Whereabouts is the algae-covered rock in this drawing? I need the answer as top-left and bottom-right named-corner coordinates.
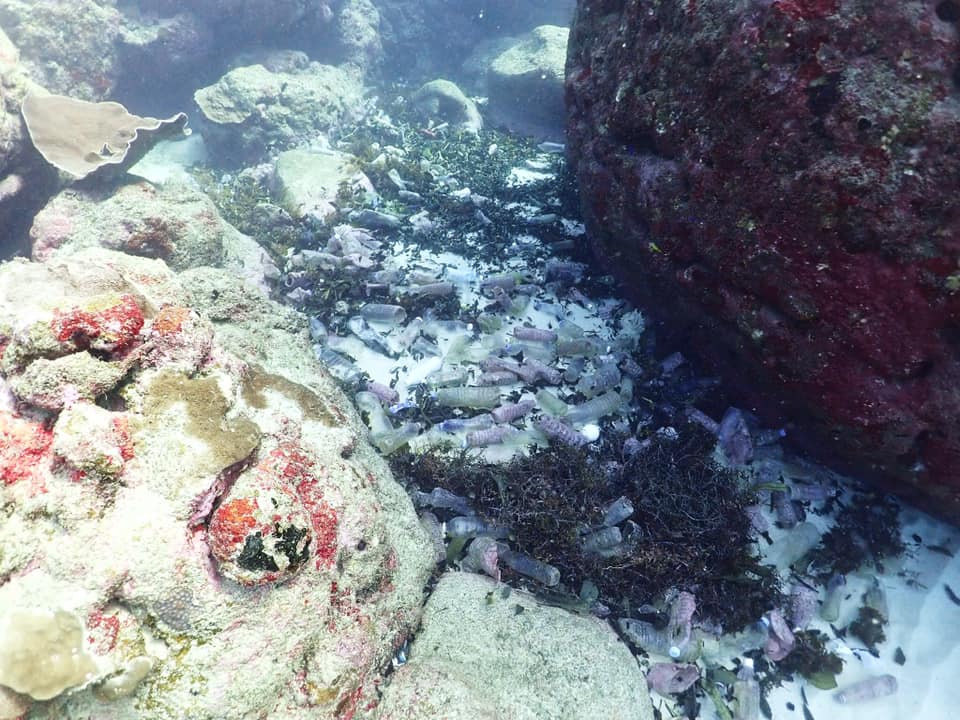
top-left (410, 79), bottom-right (482, 134)
top-left (0, 0), bottom-right (120, 100)
top-left (486, 25), bottom-right (568, 140)
top-left (274, 149), bottom-right (358, 223)
top-left (29, 181), bottom-right (279, 291)
top-left (376, 572), bottom-right (654, 720)
top-left (566, 0), bottom-right (960, 523)
top-left (194, 63), bottom-right (364, 163)
top-left (0, 247), bottom-right (434, 719)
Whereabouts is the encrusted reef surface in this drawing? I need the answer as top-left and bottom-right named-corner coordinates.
top-left (376, 573), bottom-right (654, 720)
top-left (566, 0), bottom-right (960, 524)
top-left (0, 246), bottom-right (434, 718)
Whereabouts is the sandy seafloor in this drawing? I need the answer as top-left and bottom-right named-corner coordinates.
top-left (132, 137), bottom-right (960, 720)
top-left (748, 505), bottom-right (960, 720)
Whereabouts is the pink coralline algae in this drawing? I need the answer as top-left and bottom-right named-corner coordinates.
top-left (646, 662), bottom-right (700, 695)
top-left (29, 212), bottom-right (75, 261)
top-left (208, 441), bottom-right (340, 585)
top-left (567, 0), bottom-right (960, 522)
top-left (0, 410), bottom-right (52, 487)
top-left (142, 304), bottom-right (214, 371)
top-left (51, 293), bottom-right (145, 354)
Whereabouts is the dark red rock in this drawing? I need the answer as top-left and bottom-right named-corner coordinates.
top-left (566, 0), bottom-right (960, 523)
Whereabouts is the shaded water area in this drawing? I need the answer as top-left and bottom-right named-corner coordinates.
top-left (0, 2), bottom-right (957, 720)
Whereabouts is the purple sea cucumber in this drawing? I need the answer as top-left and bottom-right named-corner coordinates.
top-left (788, 584), bottom-right (818, 630)
top-left (366, 381), bottom-right (399, 405)
top-left (534, 415), bottom-right (588, 446)
top-left (464, 425), bottom-right (519, 448)
top-left (522, 357), bottom-right (562, 384)
top-left (476, 370), bottom-right (518, 386)
top-left (491, 399), bottom-right (536, 424)
top-left (763, 608), bottom-right (795, 661)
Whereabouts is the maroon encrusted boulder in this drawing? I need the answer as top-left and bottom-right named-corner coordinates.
top-left (566, 0), bottom-right (960, 523)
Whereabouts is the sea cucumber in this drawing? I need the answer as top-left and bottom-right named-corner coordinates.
top-left (491, 399), bottom-right (535, 424)
top-left (446, 516), bottom-right (510, 539)
top-left (434, 386), bottom-right (501, 409)
top-left (535, 415), bottom-right (588, 446)
top-left (499, 546), bottom-right (560, 586)
top-left (833, 674), bottom-right (898, 704)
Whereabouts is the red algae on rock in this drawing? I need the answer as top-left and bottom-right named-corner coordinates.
top-left (50, 293), bottom-right (144, 354)
top-left (0, 410), bottom-right (52, 486)
top-left (566, 0), bottom-right (960, 522)
top-left (208, 450), bottom-right (316, 587)
top-left (0, 247), bottom-right (433, 719)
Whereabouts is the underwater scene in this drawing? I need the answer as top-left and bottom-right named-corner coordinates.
top-left (0, 1), bottom-right (958, 719)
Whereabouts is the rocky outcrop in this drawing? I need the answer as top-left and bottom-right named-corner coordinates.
top-left (566, 1), bottom-right (960, 523)
top-left (29, 181), bottom-right (279, 289)
top-left (0, 0), bottom-right (120, 100)
top-left (376, 572), bottom-right (654, 720)
top-left (486, 25), bottom-right (569, 140)
top-left (193, 62), bottom-right (364, 164)
top-left (378, 0), bottom-right (574, 81)
top-left (0, 246), bottom-right (434, 719)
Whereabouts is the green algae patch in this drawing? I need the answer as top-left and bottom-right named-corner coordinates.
top-left (240, 365), bottom-right (338, 425)
top-left (10, 352), bottom-right (127, 410)
top-left (140, 369), bottom-right (261, 474)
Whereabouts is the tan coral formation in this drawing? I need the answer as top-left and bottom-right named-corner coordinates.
top-left (20, 92), bottom-right (190, 179)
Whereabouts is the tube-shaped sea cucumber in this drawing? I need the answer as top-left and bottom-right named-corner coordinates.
top-left (602, 496), bottom-right (634, 527)
top-left (565, 390), bottom-right (622, 424)
top-left (491, 399), bottom-right (536, 424)
top-left (499, 546), bottom-right (560, 586)
top-left (369, 422), bottom-right (421, 455)
top-left (434, 386), bottom-right (501, 409)
top-left (446, 515), bottom-right (510, 539)
top-left (465, 425), bottom-right (520, 448)
top-left (833, 674), bottom-right (898, 704)
top-left (581, 526), bottom-right (622, 554)
top-left (512, 326), bottom-right (558, 343)
top-left (535, 415), bottom-right (588, 446)
top-left (360, 303), bottom-right (407, 324)
top-left (820, 574), bottom-right (846, 622)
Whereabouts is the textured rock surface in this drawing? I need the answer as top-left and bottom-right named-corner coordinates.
top-left (29, 181), bottom-right (279, 290)
top-left (275, 149), bottom-right (358, 223)
top-left (193, 63), bottom-right (364, 163)
top-left (487, 25), bottom-right (569, 140)
top-left (378, 0), bottom-right (575, 80)
top-left (566, 0), bottom-right (960, 523)
top-left (0, 248), bottom-right (434, 718)
top-left (376, 572), bottom-right (654, 720)
top-left (0, 0), bottom-right (120, 100)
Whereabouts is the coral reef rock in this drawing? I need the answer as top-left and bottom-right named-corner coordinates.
top-left (193, 62), bottom-right (364, 163)
top-left (275, 149), bottom-right (363, 224)
top-left (378, 0), bottom-right (574, 80)
top-left (566, 0), bottom-right (960, 524)
top-left (486, 25), bottom-right (569, 140)
top-left (0, 247), bottom-right (434, 719)
top-left (376, 572), bottom-right (654, 720)
top-left (29, 181), bottom-right (278, 289)
top-left (410, 79), bottom-right (483, 135)
top-left (0, 0), bottom-right (120, 100)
